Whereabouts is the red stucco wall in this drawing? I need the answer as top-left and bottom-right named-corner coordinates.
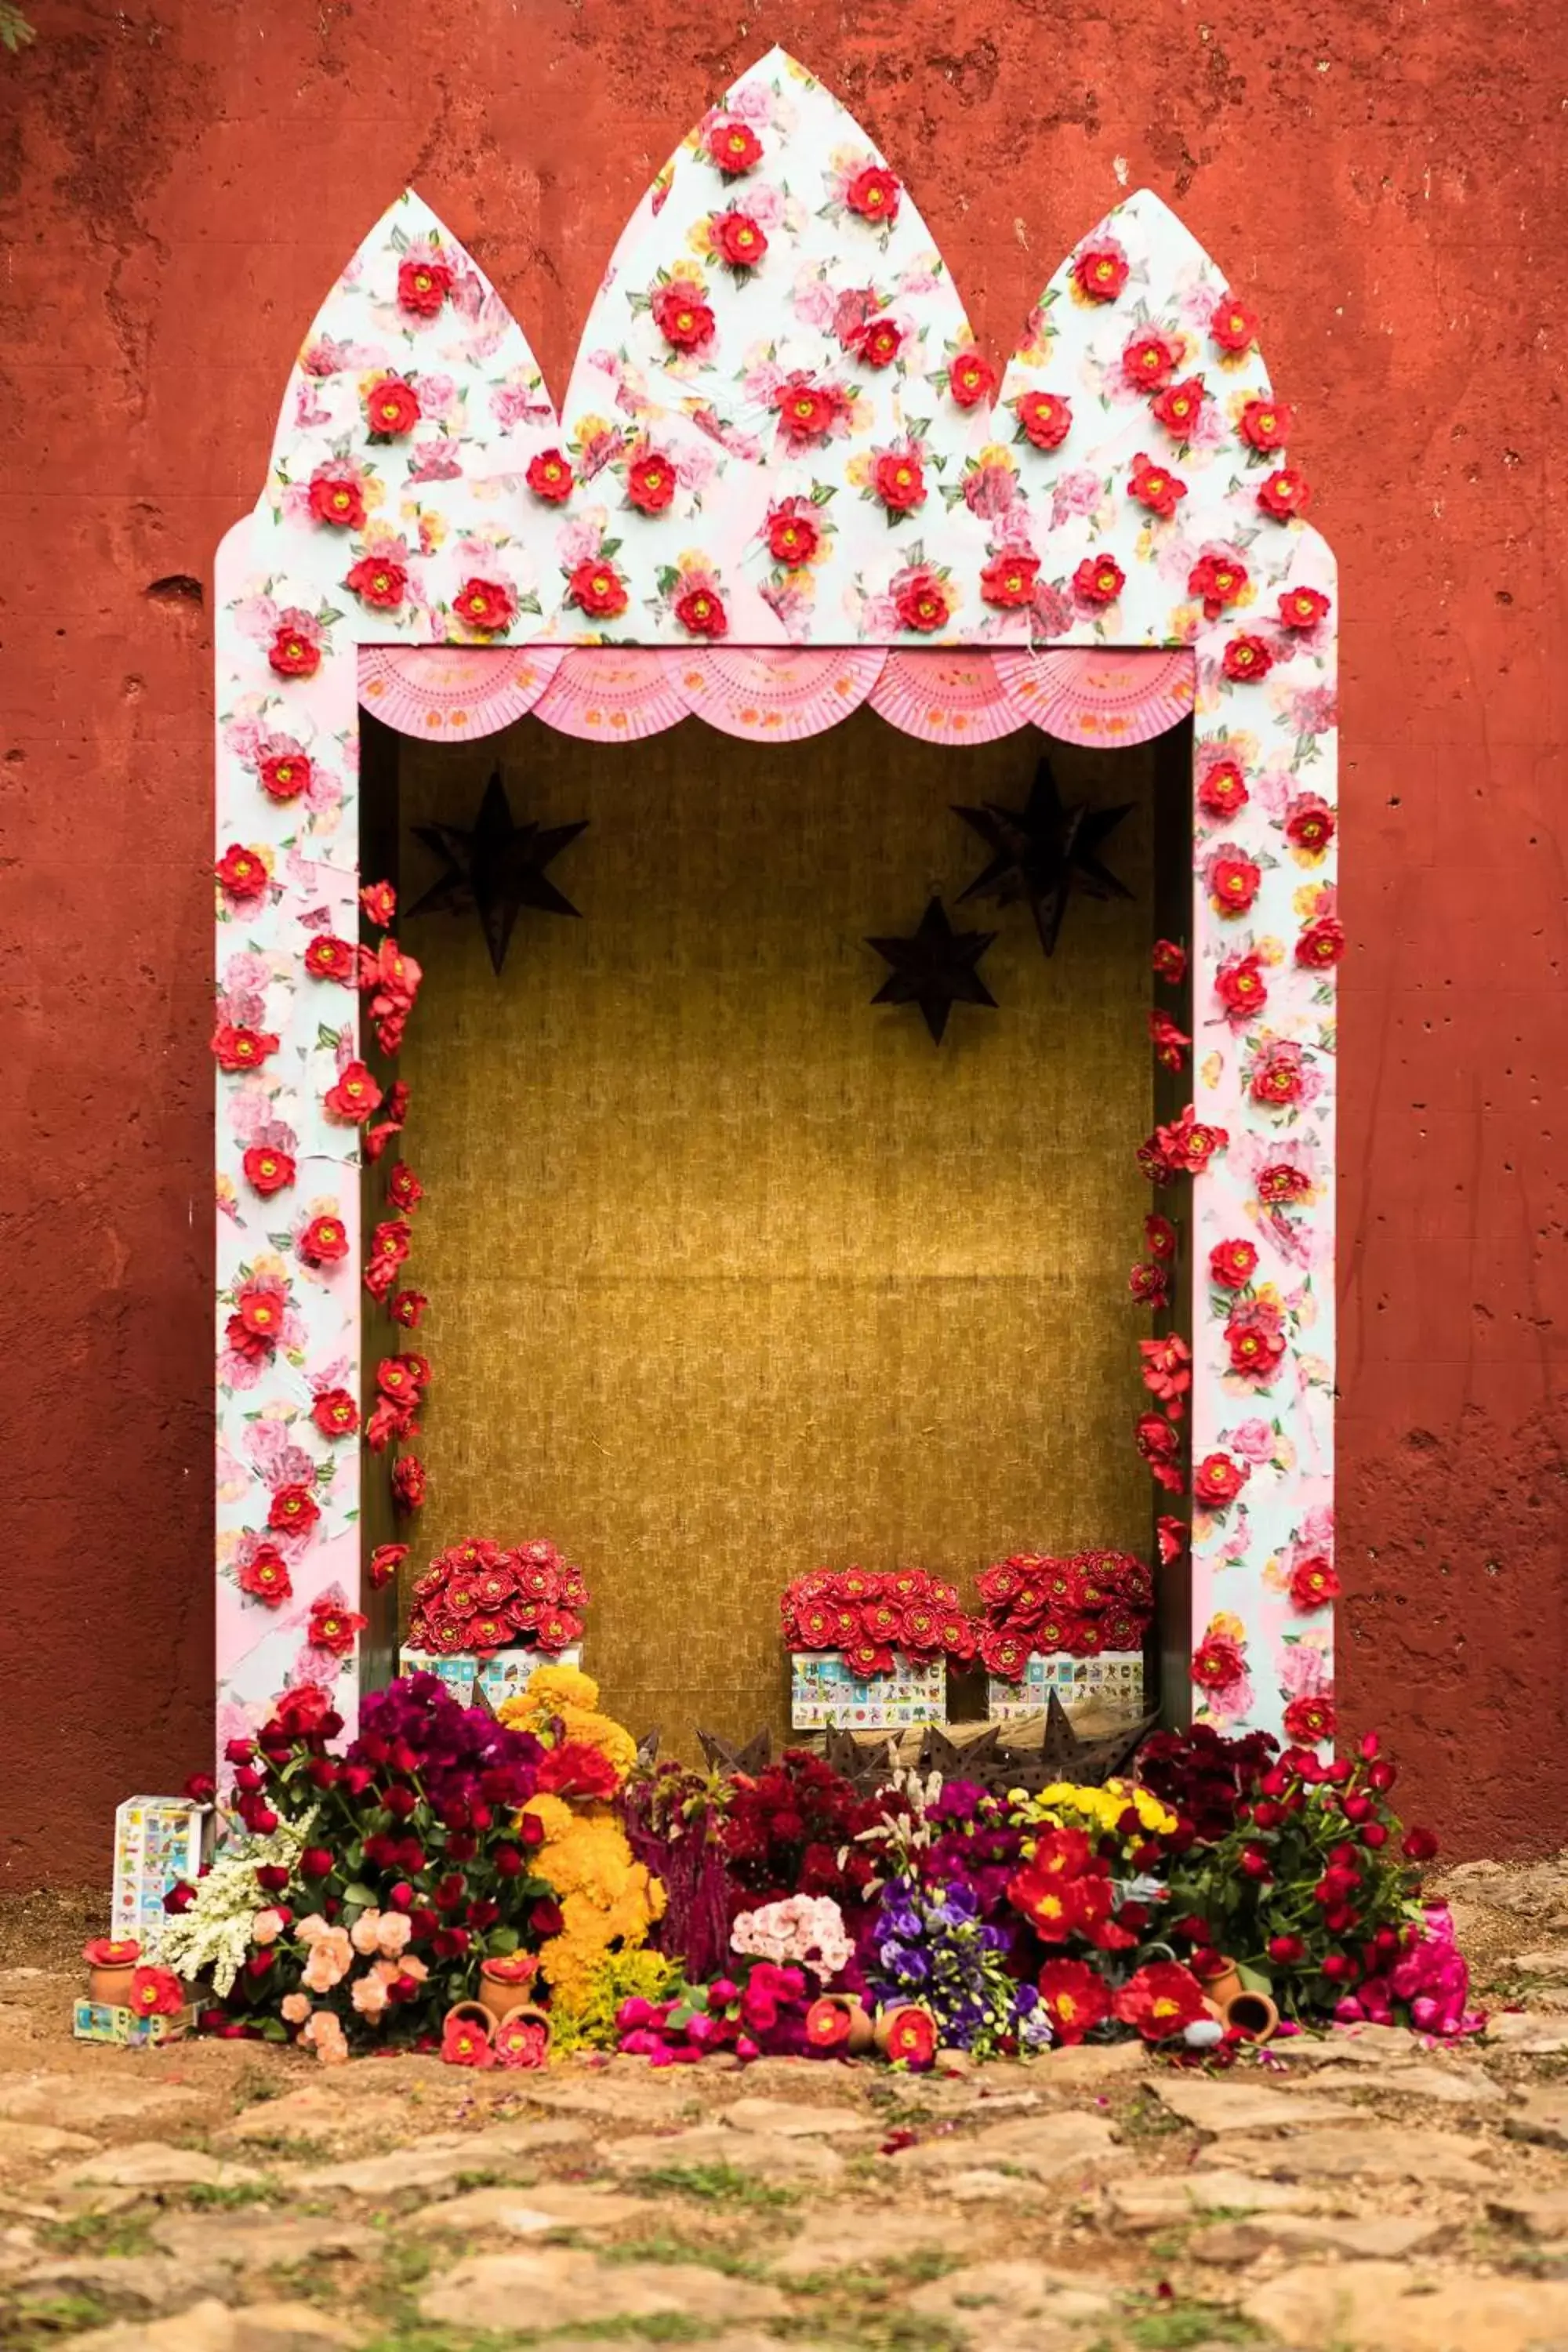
top-left (4, 1), bottom-right (1565, 1883)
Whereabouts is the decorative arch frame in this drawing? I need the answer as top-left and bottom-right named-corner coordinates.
top-left (213, 48), bottom-right (1338, 1761)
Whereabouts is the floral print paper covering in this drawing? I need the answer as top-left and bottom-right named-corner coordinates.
top-left (213, 48), bottom-right (1338, 1753)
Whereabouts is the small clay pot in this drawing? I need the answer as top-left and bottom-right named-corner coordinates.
top-left (443, 1999), bottom-right (497, 2049)
top-left (88, 1965), bottom-right (137, 2009)
top-left (1201, 1958), bottom-right (1244, 2012)
top-left (492, 2000), bottom-right (552, 2063)
top-left (813, 1992), bottom-right (876, 2056)
top-left (1221, 1987), bottom-right (1279, 2043)
top-left (477, 1960), bottom-right (540, 2026)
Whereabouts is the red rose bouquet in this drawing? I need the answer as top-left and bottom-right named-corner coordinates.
top-left (781, 1566), bottom-right (978, 1680)
top-left (407, 1536), bottom-right (589, 1658)
top-left (722, 1751), bottom-right (882, 1915)
top-left (978, 1550), bottom-right (1152, 1678)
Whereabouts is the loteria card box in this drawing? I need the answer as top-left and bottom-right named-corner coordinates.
top-left (789, 1649), bottom-right (946, 1731)
top-left (986, 1650), bottom-right (1145, 1724)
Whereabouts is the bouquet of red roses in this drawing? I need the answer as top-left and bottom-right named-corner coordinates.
top-left (978, 1550), bottom-right (1152, 1679)
top-left (780, 1565), bottom-right (978, 1680)
top-left (407, 1536), bottom-right (588, 1659)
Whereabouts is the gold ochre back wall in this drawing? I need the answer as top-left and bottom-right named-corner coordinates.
top-left (397, 709), bottom-right (1152, 1751)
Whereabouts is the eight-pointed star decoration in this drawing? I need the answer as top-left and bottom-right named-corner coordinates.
top-left (406, 770), bottom-right (589, 975)
top-left (953, 756), bottom-right (1134, 960)
top-left (866, 894), bottom-right (998, 1045)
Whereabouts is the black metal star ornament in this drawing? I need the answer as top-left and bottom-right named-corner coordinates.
top-left (406, 771), bottom-right (588, 975)
top-left (953, 755), bottom-right (1133, 960)
top-left (866, 894), bottom-right (998, 1044)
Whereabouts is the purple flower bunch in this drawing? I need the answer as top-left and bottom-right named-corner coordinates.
top-left (354, 1673), bottom-right (543, 1814)
top-left (866, 1871), bottom-right (1046, 2056)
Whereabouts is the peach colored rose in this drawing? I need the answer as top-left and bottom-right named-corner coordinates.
top-left (281, 1992), bottom-right (312, 2025)
top-left (397, 1954), bottom-right (429, 1984)
top-left (301, 1927), bottom-right (353, 1993)
top-left (350, 1910), bottom-right (385, 1957)
top-left (301, 2011), bottom-right (350, 2067)
top-left (251, 1908), bottom-right (286, 1946)
top-left (375, 1912), bottom-right (412, 1958)
top-left (350, 1970), bottom-right (390, 2019)
top-left (296, 1913), bottom-right (332, 1944)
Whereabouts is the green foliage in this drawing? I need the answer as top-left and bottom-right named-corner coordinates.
top-left (546, 1944), bottom-right (681, 2054)
top-left (0, 6), bottom-right (34, 56)
top-left (626, 2161), bottom-right (799, 2210)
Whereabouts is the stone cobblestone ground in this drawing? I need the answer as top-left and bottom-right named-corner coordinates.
top-left (5, 1857), bottom-right (1568, 2352)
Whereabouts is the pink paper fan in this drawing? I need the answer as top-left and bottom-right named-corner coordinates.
top-left (357, 644), bottom-right (562, 740)
top-left (868, 651), bottom-right (1026, 746)
top-left (686, 647), bottom-right (885, 742)
top-left (993, 648), bottom-right (1196, 747)
top-left (531, 648), bottom-right (694, 742)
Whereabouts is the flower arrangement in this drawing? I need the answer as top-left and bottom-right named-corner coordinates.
top-left (166, 1675), bottom-right (557, 2055)
top-left (722, 1750), bottom-right (883, 1914)
top-left (620, 1761), bottom-right (734, 1983)
top-left (780, 1566), bottom-right (977, 1679)
top-left (731, 1893), bottom-right (854, 1981)
top-left (406, 1536), bottom-right (589, 1658)
top-left (977, 1551), bottom-right (1152, 1677)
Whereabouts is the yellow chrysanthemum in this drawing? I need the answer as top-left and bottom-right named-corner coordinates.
top-left (499, 1666), bottom-right (638, 1784)
top-left (526, 1800), bottom-right (665, 2010)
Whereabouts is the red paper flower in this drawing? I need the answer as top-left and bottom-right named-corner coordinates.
top-left (1221, 634), bottom-right (1272, 684)
top-left (566, 558), bottom-right (630, 619)
top-left (771, 372), bottom-right (852, 448)
top-left (238, 1544), bottom-right (292, 1607)
top-left (1285, 793), bottom-right (1336, 855)
top-left (268, 1484), bottom-right (320, 1539)
top-left (346, 556), bottom-right (408, 612)
top-left (392, 1455), bottom-right (428, 1513)
top-left (1122, 330), bottom-right (1180, 391)
top-left (1014, 389), bottom-right (1072, 449)
top-left (233, 1281), bottom-right (285, 1352)
top-left (1225, 1301), bottom-right (1287, 1382)
top-left (391, 1287), bottom-right (428, 1327)
top-left (1250, 1039), bottom-right (1308, 1108)
top-left (361, 880), bottom-right (397, 928)
top-left (851, 314), bottom-right (905, 369)
top-left (526, 448), bottom-right (574, 503)
top-left (949, 349), bottom-right (996, 408)
top-left (398, 255), bottom-right (452, 316)
top-left (260, 752), bottom-right (311, 803)
top-left (804, 1996), bottom-right (853, 2053)
top-left (307, 467), bottom-right (366, 531)
top-left (873, 449), bottom-right (927, 513)
top-left (268, 625), bottom-right (321, 680)
top-left (1289, 1554), bottom-right (1340, 1611)
top-left (308, 1599), bottom-right (366, 1657)
top-left (1257, 466), bottom-right (1311, 520)
top-left (1215, 949), bottom-right (1266, 1023)
top-left (453, 578), bottom-right (517, 636)
top-left (1210, 292), bottom-right (1258, 354)
top-left (1207, 848), bottom-right (1261, 916)
top-left (83, 1936), bottom-right (140, 1968)
top-left (1113, 1961), bottom-right (1209, 2041)
top-left (1192, 1631), bottom-right (1246, 1690)
top-left (1197, 759), bottom-right (1248, 820)
top-left (979, 551), bottom-right (1038, 609)
top-left (310, 1388), bottom-right (359, 1440)
top-left (365, 373), bottom-right (420, 435)
top-left (1283, 1692), bottom-right (1335, 1744)
top-left (368, 1546), bottom-right (409, 1596)
top-left (651, 282), bottom-right (716, 351)
top-left (1072, 242), bottom-right (1127, 302)
top-left (626, 448), bottom-right (677, 514)
top-left (1128, 453), bottom-right (1185, 517)
top-left (1151, 938), bottom-right (1187, 984)
top-left (1297, 914), bottom-right (1345, 969)
top-left (1149, 1010), bottom-right (1189, 1070)
top-left (1279, 584), bottom-right (1330, 630)
top-left (214, 1025), bottom-right (278, 1072)
top-left (674, 584), bottom-right (728, 639)
top-left (1239, 396), bottom-right (1293, 452)
top-left (881, 2005), bottom-right (937, 2068)
top-left (1073, 554), bottom-right (1124, 608)
top-left (1188, 552), bottom-right (1247, 620)
top-left (1150, 376), bottom-right (1207, 437)
top-left (1193, 1454), bottom-right (1248, 1511)
top-left (1036, 1959), bottom-right (1111, 2043)
top-left (303, 935), bottom-right (356, 982)
top-left (298, 1214), bottom-right (349, 1269)
top-left (387, 1162), bottom-right (423, 1214)
top-left (1209, 1237), bottom-right (1258, 1290)
top-left (706, 116), bottom-right (763, 175)
top-left (440, 2010), bottom-right (495, 2068)
top-left (1135, 1411), bottom-right (1184, 1494)
top-left (766, 503), bottom-right (822, 566)
top-left (241, 1147), bottom-right (296, 1196)
top-left (894, 568), bottom-right (949, 634)
top-left (216, 844), bottom-right (268, 903)
top-left (710, 208), bottom-right (767, 267)
top-left (845, 163), bottom-right (900, 223)
top-left (129, 1965), bottom-right (185, 2018)
top-left (325, 1062), bottom-right (383, 1124)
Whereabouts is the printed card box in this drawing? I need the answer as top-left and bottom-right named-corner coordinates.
top-left (790, 1649), bottom-right (946, 1731)
top-left (111, 1798), bottom-right (212, 1961)
top-left (72, 1999), bottom-right (196, 2048)
top-left (400, 1646), bottom-right (583, 1710)
top-left (986, 1650), bottom-right (1145, 1723)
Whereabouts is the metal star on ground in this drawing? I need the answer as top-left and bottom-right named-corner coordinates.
top-left (953, 756), bottom-right (1134, 959)
top-left (406, 771), bottom-right (588, 975)
top-left (866, 894), bottom-right (998, 1045)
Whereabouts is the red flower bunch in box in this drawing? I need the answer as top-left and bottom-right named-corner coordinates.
top-left (780, 1566), bottom-right (977, 1679)
top-left (977, 1550), bottom-right (1152, 1679)
top-left (407, 1537), bottom-right (589, 1659)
